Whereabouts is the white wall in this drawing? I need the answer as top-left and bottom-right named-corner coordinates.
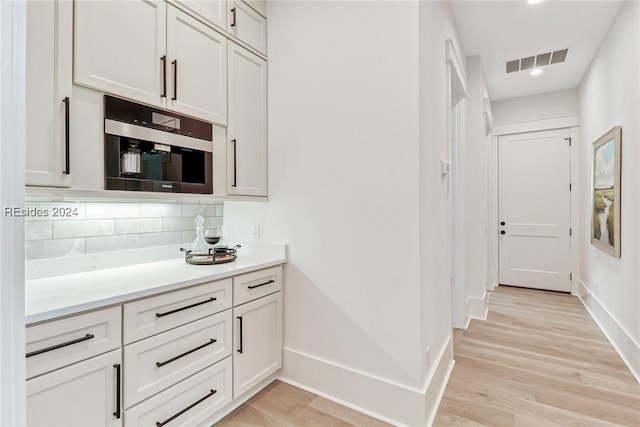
top-left (462, 56), bottom-right (489, 320)
top-left (225, 1), bottom-right (467, 424)
top-left (578, 0), bottom-right (640, 381)
top-left (492, 88), bottom-right (579, 126)
top-left (0, 0), bottom-right (27, 424)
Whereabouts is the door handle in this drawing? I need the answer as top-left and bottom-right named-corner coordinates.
top-left (500, 230), bottom-right (506, 235)
top-left (171, 59), bottom-right (178, 101)
top-left (63, 97), bottom-right (70, 174)
top-left (160, 55), bottom-right (167, 98)
top-left (113, 364), bottom-right (121, 419)
top-left (230, 7), bottom-right (237, 27)
top-left (231, 139), bottom-right (237, 188)
top-left (237, 316), bottom-right (243, 354)
top-left (500, 221), bottom-right (505, 226)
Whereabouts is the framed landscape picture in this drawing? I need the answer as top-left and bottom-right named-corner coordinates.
top-left (591, 126), bottom-right (621, 257)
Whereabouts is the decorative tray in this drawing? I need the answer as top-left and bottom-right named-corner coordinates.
top-left (181, 245), bottom-right (241, 265)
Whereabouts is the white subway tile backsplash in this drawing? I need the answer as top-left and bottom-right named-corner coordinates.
top-left (24, 201), bottom-right (223, 260)
top-left (26, 238), bottom-right (85, 260)
top-left (181, 204), bottom-right (218, 218)
top-left (86, 234), bottom-right (140, 254)
top-left (115, 218), bottom-right (162, 234)
top-left (182, 230), bottom-right (196, 244)
top-left (25, 221), bottom-right (53, 240)
top-left (139, 231), bottom-right (182, 248)
top-left (162, 217), bottom-right (196, 232)
top-left (86, 203), bottom-right (140, 219)
top-left (140, 203), bottom-right (182, 218)
top-left (53, 220), bottom-right (115, 238)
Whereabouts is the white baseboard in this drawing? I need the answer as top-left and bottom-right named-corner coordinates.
top-left (577, 279), bottom-right (640, 384)
top-left (466, 292), bottom-right (489, 321)
top-left (279, 337), bottom-right (454, 426)
top-left (199, 373), bottom-right (278, 425)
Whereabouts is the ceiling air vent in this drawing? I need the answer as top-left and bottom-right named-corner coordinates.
top-left (505, 48), bottom-right (569, 73)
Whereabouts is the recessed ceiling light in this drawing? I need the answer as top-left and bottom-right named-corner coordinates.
top-left (530, 68), bottom-right (543, 76)
top-left (528, 0), bottom-right (543, 4)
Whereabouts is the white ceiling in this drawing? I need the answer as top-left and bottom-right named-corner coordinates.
top-left (451, 0), bottom-right (624, 100)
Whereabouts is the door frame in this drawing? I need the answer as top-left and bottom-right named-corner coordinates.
top-left (0, 0), bottom-right (27, 424)
top-left (489, 118), bottom-right (580, 294)
top-left (445, 39), bottom-right (468, 329)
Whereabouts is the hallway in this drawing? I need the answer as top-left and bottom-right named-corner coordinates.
top-left (435, 286), bottom-right (640, 426)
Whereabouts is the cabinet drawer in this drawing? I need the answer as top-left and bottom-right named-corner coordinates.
top-left (233, 266), bottom-right (282, 306)
top-left (123, 279), bottom-right (232, 344)
top-left (124, 310), bottom-right (232, 407)
top-left (125, 356), bottom-right (232, 427)
top-left (26, 306), bottom-right (121, 379)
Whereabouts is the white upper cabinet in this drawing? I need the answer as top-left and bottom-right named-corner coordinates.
top-left (175, 0), bottom-right (227, 31)
top-left (25, 0), bottom-right (73, 187)
top-left (227, 42), bottom-right (268, 196)
top-left (243, 0), bottom-right (267, 18)
top-left (167, 6), bottom-right (228, 125)
top-left (228, 0), bottom-right (266, 55)
top-left (74, 0), bottom-right (167, 108)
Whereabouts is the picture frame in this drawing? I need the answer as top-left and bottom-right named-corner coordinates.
top-left (591, 126), bottom-right (621, 257)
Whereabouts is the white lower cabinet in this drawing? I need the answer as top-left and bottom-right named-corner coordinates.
top-left (124, 357), bottom-right (232, 427)
top-left (233, 291), bottom-right (283, 398)
top-left (27, 349), bottom-right (122, 427)
top-left (25, 265), bottom-right (284, 425)
top-left (124, 310), bottom-right (232, 407)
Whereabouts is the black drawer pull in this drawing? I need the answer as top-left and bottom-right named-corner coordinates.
top-left (237, 316), bottom-right (243, 354)
top-left (113, 364), bottom-right (121, 419)
top-left (156, 339), bottom-right (217, 367)
top-left (26, 333), bottom-right (94, 358)
top-left (247, 279), bottom-right (275, 290)
top-left (156, 389), bottom-right (217, 427)
top-left (156, 297), bottom-right (217, 318)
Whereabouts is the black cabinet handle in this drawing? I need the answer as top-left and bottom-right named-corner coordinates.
top-left (62, 97), bottom-right (70, 174)
top-left (237, 316), bottom-right (243, 354)
top-left (156, 339), bottom-right (217, 367)
top-left (26, 333), bottom-right (94, 358)
top-left (500, 230), bottom-right (506, 235)
top-left (155, 297), bottom-right (216, 318)
top-left (160, 55), bottom-right (167, 98)
top-left (171, 59), bottom-right (178, 101)
top-left (155, 389), bottom-right (217, 427)
top-left (113, 364), bottom-right (121, 419)
top-left (247, 279), bottom-right (275, 290)
top-left (231, 139), bottom-right (237, 187)
top-left (500, 221), bottom-right (506, 226)
top-left (230, 7), bottom-right (237, 27)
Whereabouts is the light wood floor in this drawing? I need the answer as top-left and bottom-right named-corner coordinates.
top-left (216, 380), bottom-right (391, 426)
top-left (216, 286), bottom-right (640, 426)
top-left (435, 285), bottom-right (640, 426)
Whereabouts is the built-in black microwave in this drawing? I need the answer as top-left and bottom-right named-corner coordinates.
top-left (104, 96), bottom-right (213, 194)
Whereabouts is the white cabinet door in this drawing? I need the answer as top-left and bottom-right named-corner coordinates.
top-left (228, 0), bottom-right (266, 55)
top-left (227, 42), bottom-right (267, 196)
top-left (175, 0), bottom-right (227, 31)
top-left (167, 5), bottom-right (227, 125)
top-left (74, 0), bottom-right (167, 108)
top-left (25, 0), bottom-right (72, 187)
top-left (243, 0), bottom-right (267, 18)
top-left (27, 350), bottom-right (122, 427)
top-left (233, 292), bottom-right (282, 399)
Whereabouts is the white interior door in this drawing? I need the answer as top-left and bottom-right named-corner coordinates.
top-left (499, 129), bottom-right (571, 292)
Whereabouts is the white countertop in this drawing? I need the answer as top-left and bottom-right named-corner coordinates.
top-left (25, 243), bottom-right (286, 325)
